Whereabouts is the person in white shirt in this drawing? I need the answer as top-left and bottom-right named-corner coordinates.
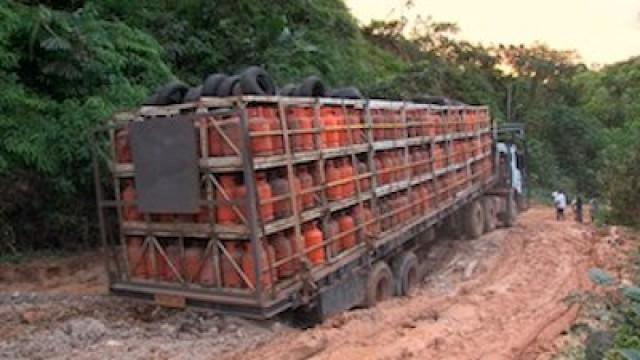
top-left (553, 191), bottom-right (567, 221)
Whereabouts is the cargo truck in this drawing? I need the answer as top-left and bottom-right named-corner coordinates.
top-left (92, 95), bottom-right (526, 321)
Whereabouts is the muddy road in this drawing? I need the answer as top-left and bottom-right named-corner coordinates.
top-left (0, 206), bottom-right (630, 359)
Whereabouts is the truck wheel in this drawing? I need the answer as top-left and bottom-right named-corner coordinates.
top-left (464, 200), bottom-right (485, 239)
top-left (364, 262), bottom-right (393, 307)
top-left (482, 197), bottom-right (497, 233)
top-left (392, 252), bottom-right (418, 296)
top-left (504, 196), bottom-right (517, 227)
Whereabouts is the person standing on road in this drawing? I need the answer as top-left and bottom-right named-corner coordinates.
top-left (574, 196), bottom-right (583, 223)
top-left (553, 191), bottom-right (567, 221)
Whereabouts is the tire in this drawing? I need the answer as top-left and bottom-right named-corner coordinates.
top-left (464, 200), bottom-right (485, 239)
top-left (391, 252), bottom-right (418, 296)
top-left (295, 76), bottom-right (327, 97)
top-left (279, 84), bottom-right (297, 96)
top-left (144, 80), bottom-right (189, 105)
top-left (364, 261), bottom-right (394, 307)
top-left (216, 75), bottom-right (241, 97)
top-left (183, 85), bottom-right (202, 103)
top-left (239, 66), bottom-right (276, 95)
top-left (201, 74), bottom-right (227, 96)
top-left (503, 195), bottom-right (518, 227)
top-left (328, 87), bottom-right (363, 99)
top-left (482, 197), bottom-right (497, 233)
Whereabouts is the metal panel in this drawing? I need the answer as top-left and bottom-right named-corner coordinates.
top-left (130, 116), bottom-right (200, 213)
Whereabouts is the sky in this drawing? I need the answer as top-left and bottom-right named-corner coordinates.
top-left (346, 0), bottom-right (640, 65)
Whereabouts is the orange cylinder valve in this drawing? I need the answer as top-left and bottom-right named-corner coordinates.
top-left (303, 222), bottom-right (326, 265)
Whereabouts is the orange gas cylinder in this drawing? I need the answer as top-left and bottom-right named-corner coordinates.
top-left (393, 111), bottom-right (404, 139)
top-left (184, 245), bottom-right (204, 281)
top-left (334, 108), bottom-right (348, 146)
top-left (242, 241), bottom-right (273, 289)
top-left (264, 108), bottom-right (283, 155)
top-left (221, 115), bottom-right (242, 156)
top-left (199, 250), bottom-right (217, 286)
top-left (270, 173), bottom-right (292, 219)
top-left (354, 205), bottom-right (374, 237)
top-left (320, 108), bottom-right (340, 148)
top-left (115, 128), bottom-right (131, 163)
top-left (384, 110), bottom-right (395, 140)
top-left (374, 156), bottom-right (385, 185)
top-left (304, 222), bottom-right (326, 265)
top-left (349, 109), bottom-right (364, 144)
top-left (326, 160), bottom-right (343, 201)
top-left (327, 218), bottom-right (341, 256)
top-left (297, 166), bottom-right (315, 210)
top-left (222, 242), bottom-right (243, 288)
top-left (339, 214), bottom-right (357, 250)
top-left (216, 175), bottom-right (239, 225)
top-left (127, 236), bottom-right (147, 278)
top-left (341, 160), bottom-right (355, 198)
top-left (394, 151), bottom-right (405, 181)
top-left (121, 179), bottom-right (143, 221)
top-left (256, 172), bottom-right (275, 222)
top-left (372, 109), bottom-right (385, 141)
top-left (272, 232), bottom-right (294, 278)
top-left (357, 161), bottom-right (370, 192)
top-left (163, 244), bottom-right (182, 281)
top-left (383, 153), bottom-right (395, 184)
top-left (248, 108), bottom-right (274, 156)
top-left (288, 108), bottom-right (314, 152)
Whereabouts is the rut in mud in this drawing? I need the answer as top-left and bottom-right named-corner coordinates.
top-left (0, 206), bottom-right (630, 360)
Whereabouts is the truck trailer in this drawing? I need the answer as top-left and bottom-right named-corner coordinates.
top-left (92, 95), bottom-right (525, 321)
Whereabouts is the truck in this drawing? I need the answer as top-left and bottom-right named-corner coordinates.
top-left (92, 95), bottom-right (526, 321)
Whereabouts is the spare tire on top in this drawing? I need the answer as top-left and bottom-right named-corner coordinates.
top-left (279, 84), bottom-right (298, 96)
top-left (183, 85), bottom-right (202, 103)
top-left (216, 75), bottom-right (241, 97)
top-left (328, 87), bottom-right (363, 99)
top-left (294, 76), bottom-right (327, 97)
top-left (144, 80), bottom-right (189, 105)
top-left (201, 74), bottom-right (227, 97)
top-left (239, 66), bottom-right (277, 95)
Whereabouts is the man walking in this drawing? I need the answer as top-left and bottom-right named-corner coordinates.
top-left (574, 196), bottom-right (583, 223)
top-left (553, 191), bottom-right (567, 221)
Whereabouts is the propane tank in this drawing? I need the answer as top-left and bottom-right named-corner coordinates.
top-left (184, 245), bottom-right (204, 282)
top-left (326, 160), bottom-right (342, 201)
top-left (321, 108), bottom-right (339, 148)
top-left (303, 222), bottom-right (325, 265)
top-left (248, 108), bottom-right (274, 156)
top-left (127, 236), bottom-right (147, 278)
top-left (270, 172), bottom-right (292, 219)
top-left (115, 128), bottom-right (131, 163)
top-left (256, 172), bottom-right (275, 222)
top-left (350, 108), bottom-right (364, 144)
top-left (271, 232), bottom-right (294, 278)
top-left (222, 242), bottom-right (243, 288)
top-left (339, 213), bottom-right (356, 250)
top-left (297, 165), bottom-right (315, 210)
top-left (216, 175), bottom-right (239, 224)
top-left (242, 241), bottom-right (273, 289)
top-left (382, 153), bottom-right (394, 184)
top-left (334, 108), bottom-right (347, 146)
top-left (357, 161), bottom-right (370, 192)
top-left (264, 107), bottom-right (283, 155)
top-left (121, 179), bottom-right (143, 221)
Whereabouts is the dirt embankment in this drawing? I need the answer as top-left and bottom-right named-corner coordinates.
top-left (0, 206), bottom-right (631, 360)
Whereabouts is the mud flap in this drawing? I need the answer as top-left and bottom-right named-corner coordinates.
top-left (315, 271), bottom-right (367, 320)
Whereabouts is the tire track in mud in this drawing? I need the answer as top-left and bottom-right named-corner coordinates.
top-left (227, 207), bottom-right (601, 360)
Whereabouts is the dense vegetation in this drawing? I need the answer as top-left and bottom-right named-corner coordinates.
top-left (0, 0), bottom-right (638, 253)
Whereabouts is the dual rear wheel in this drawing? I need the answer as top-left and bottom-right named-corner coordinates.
top-left (364, 251), bottom-right (419, 307)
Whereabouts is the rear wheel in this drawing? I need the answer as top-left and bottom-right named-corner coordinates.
top-left (392, 252), bottom-right (418, 296)
top-left (464, 200), bottom-right (485, 239)
top-left (482, 197), bottom-right (497, 233)
top-left (503, 195), bottom-right (518, 227)
top-left (364, 262), bottom-right (394, 307)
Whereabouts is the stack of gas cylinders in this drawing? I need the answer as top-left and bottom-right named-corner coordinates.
top-left (116, 103), bottom-right (491, 290)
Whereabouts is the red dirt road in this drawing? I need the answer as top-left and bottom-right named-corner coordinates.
top-left (225, 206), bottom-right (609, 360)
